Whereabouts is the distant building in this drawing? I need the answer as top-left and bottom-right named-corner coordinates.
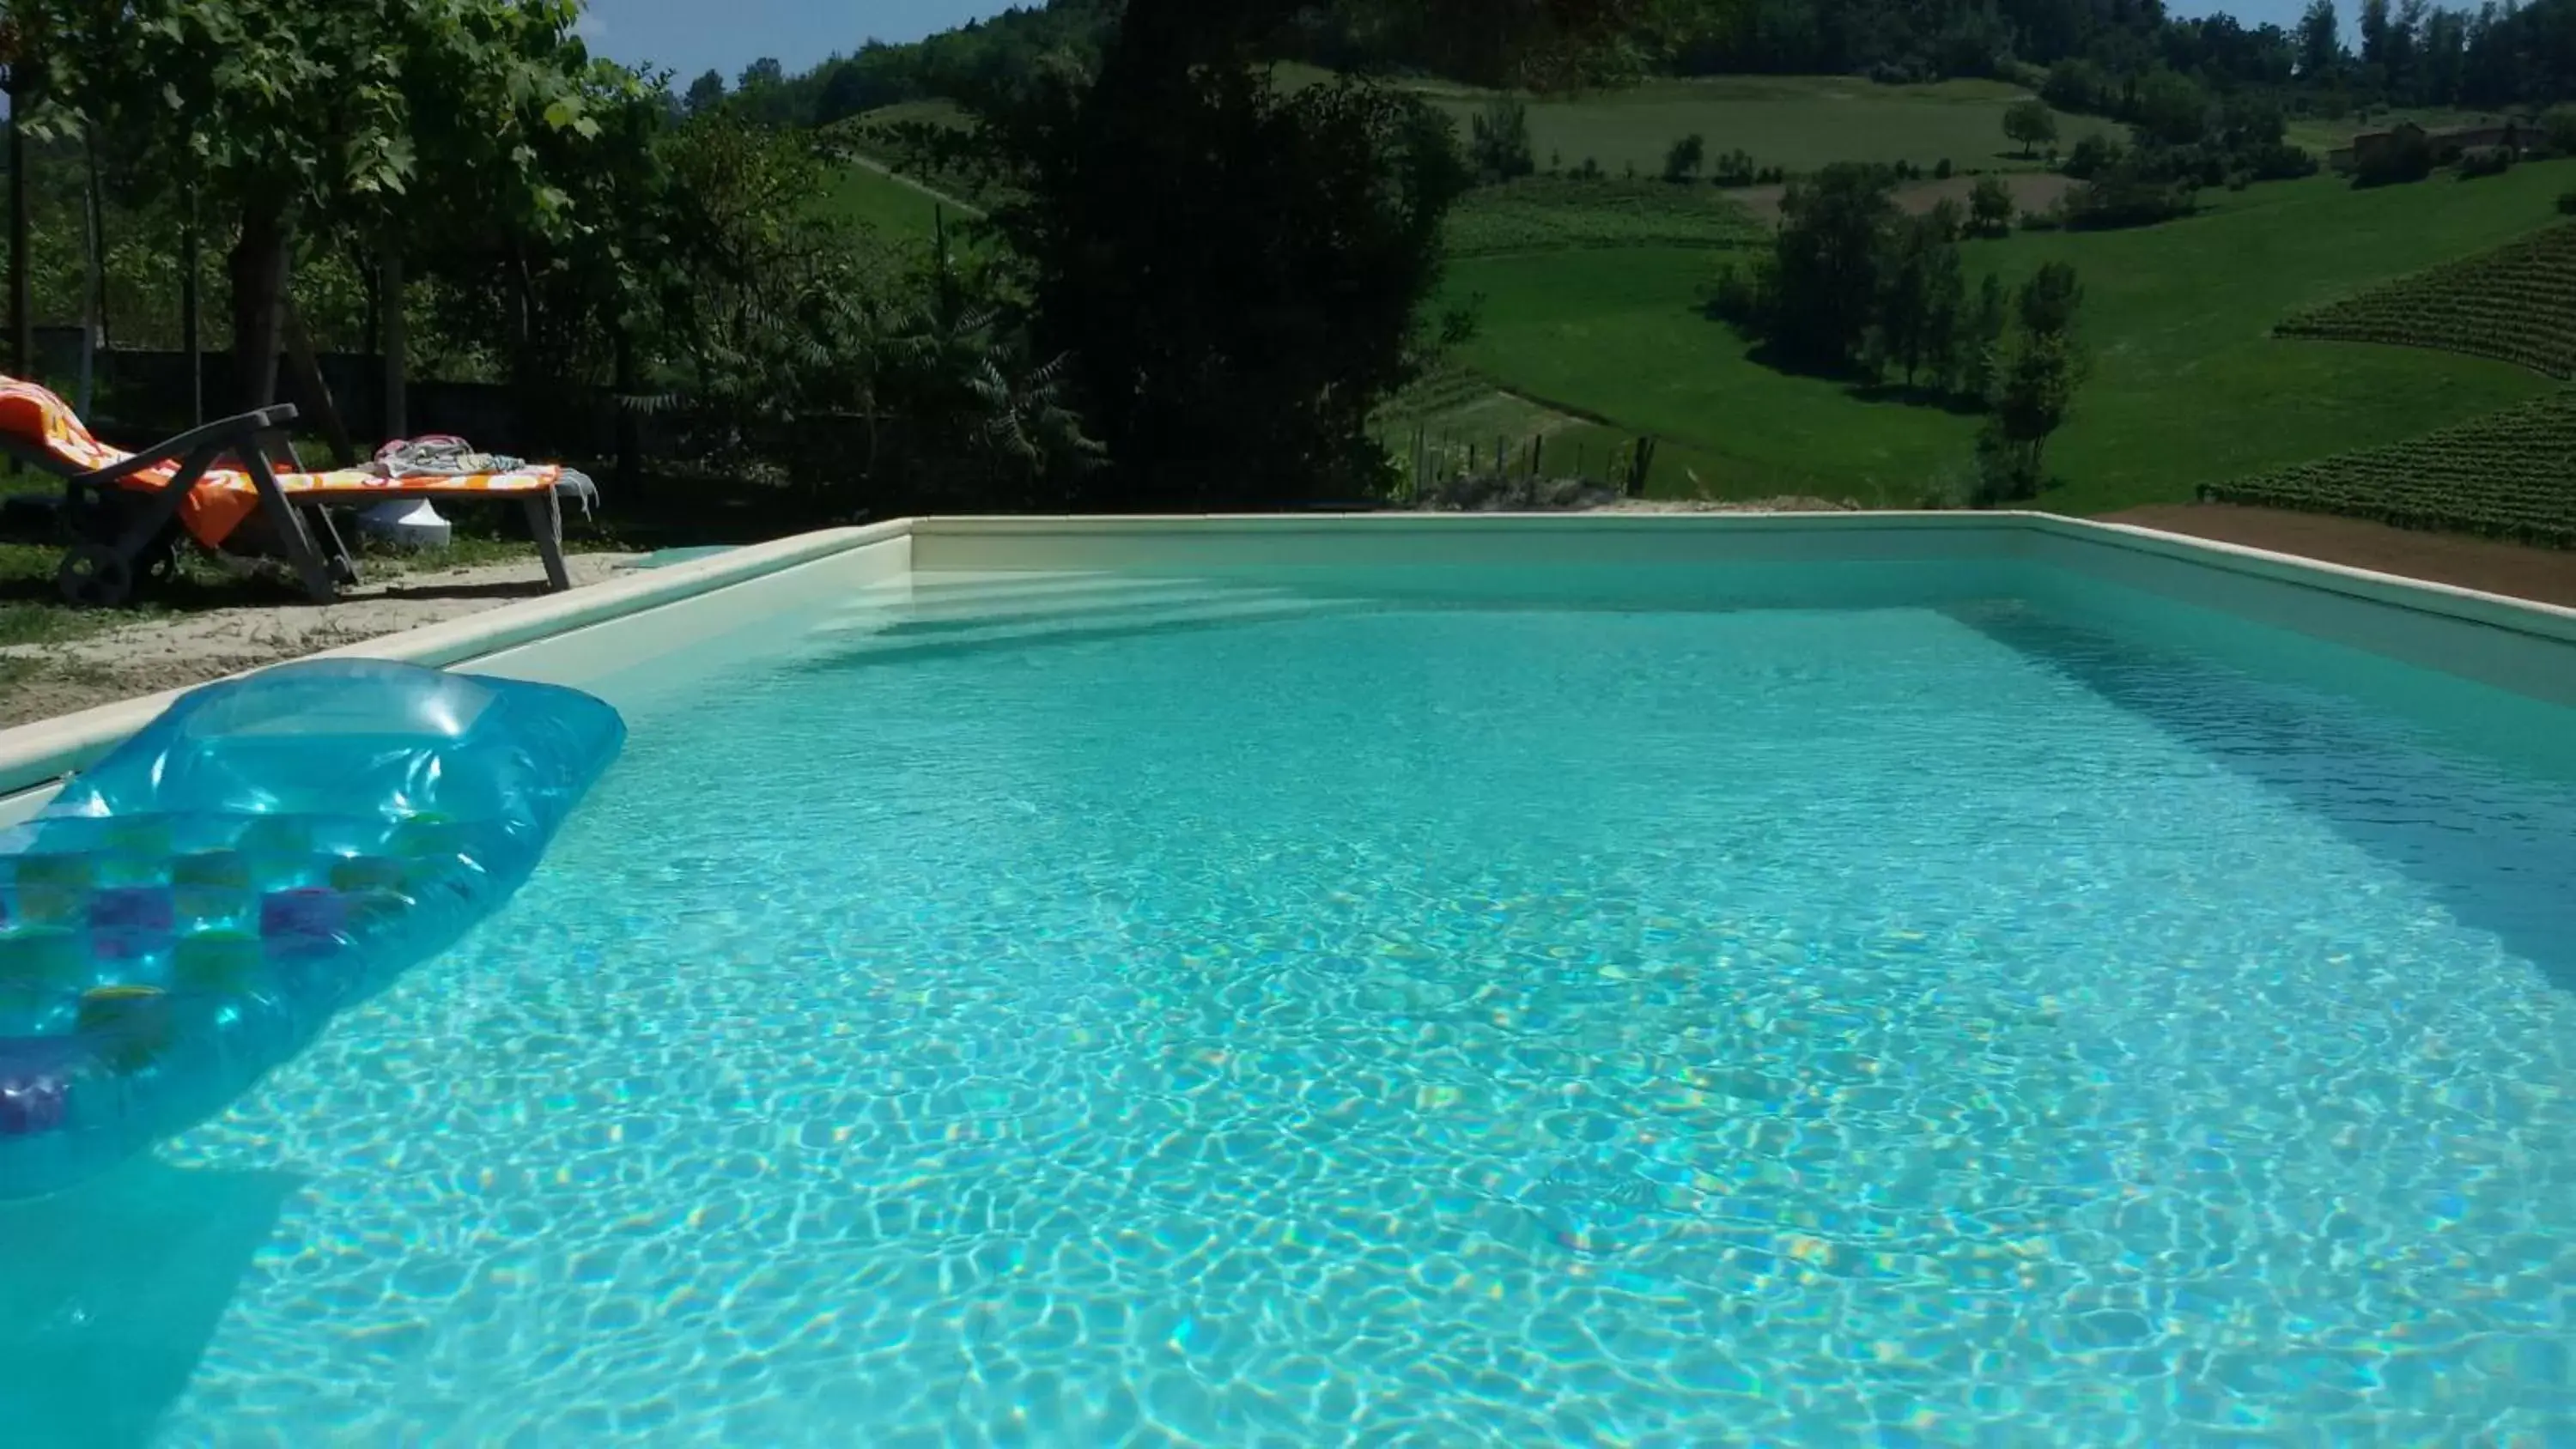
top-left (2330, 118), bottom-right (2533, 173)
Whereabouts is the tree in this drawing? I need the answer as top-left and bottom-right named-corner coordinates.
top-left (1968, 174), bottom-right (2014, 235)
top-left (2015, 261), bottom-right (2082, 341)
top-left (2041, 58), bottom-right (2110, 113)
top-left (2546, 105), bottom-right (2576, 157)
top-left (1470, 98), bottom-right (1536, 180)
top-left (2003, 99), bottom-right (2058, 158)
top-left (815, 63), bottom-right (875, 126)
top-left (2133, 69), bottom-right (2211, 148)
top-left (2297, 0), bottom-right (2344, 80)
top-left (981, 60), bottom-right (1472, 507)
top-left (1662, 132), bottom-right (1705, 183)
top-left (116, 0), bottom-right (611, 410)
top-left (1959, 271), bottom-right (2007, 398)
top-left (1758, 163), bottom-right (1900, 371)
top-left (684, 69), bottom-right (726, 116)
top-left (1972, 259), bottom-right (2087, 500)
top-left (738, 58), bottom-right (786, 93)
top-left (1867, 201), bottom-right (1965, 387)
top-left (1981, 328), bottom-right (2080, 497)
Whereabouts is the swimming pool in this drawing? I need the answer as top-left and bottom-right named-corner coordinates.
top-left (3, 518), bottom-right (2572, 1445)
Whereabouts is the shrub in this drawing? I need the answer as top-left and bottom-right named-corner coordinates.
top-left (1470, 99), bottom-right (1536, 182)
top-left (1705, 262), bottom-right (1764, 329)
top-left (1967, 175), bottom-right (2014, 236)
top-left (2062, 169), bottom-right (2199, 229)
top-left (1662, 133), bottom-right (1707, 184)
top-left (2225, 170), bottom-right (2252, 191)
top-left (1971, 421), bottom-right (2042, 505)
top-left (1935, 157), bottom-right (1953, 180)
top-left (1573, 155), bottom-right (1603, 180)
top-left (1757, 165), bottom-right (1786, 185)
top-left (2457, 146), bottom-right (2514, 180)
top-left (2041, 58), bottom-right (2110, 114)
top-left (2020, 206), bottom-right (2064, 231)
top-left (2559, 190), bottom-right (2576, 215)
top-left (2063, 134), bottom-right (2124, 180)
top-left (1710, 148), bottom-right (1758, 186)
top-left (2244, 141), bottom-right (2321, 181)
top-left (2546, 104), bottom-right (2576, 158)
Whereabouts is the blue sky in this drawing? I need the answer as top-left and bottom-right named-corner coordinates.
top-left (2166, 0), bottom-right (2316, 33)
top-left (574, 0), bottom-right (1020, 86)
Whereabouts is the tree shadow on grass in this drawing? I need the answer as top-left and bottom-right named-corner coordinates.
top-left (1846, 379), bottom-right (1990, 416)
top-left (0, 1158), bottom-right (304, 1449)
top-left (1722, 334), bottom-right (1988, 418)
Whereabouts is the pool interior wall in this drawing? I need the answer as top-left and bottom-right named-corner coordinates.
top-left (3, 512), bottom-right (2574, 1445)
top-left (5, 512), bottom-right (2575, 824)
top-left (4, 513), bottom-right (2573, 832)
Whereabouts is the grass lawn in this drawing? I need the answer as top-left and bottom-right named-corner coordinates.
top-left (1445, 159), bottom-right (2576, 512)
top-left (817, 162), bottom-right (957, 241)
top-left (1419, 75), bottom-right (2118, 179)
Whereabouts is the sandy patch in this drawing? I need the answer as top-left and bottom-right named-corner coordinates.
top-left (1, 552), bottom-right (641, 729)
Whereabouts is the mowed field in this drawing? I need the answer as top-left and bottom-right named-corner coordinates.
top-left (866, 73), bottom-right (2109, 179)
top-left (817, 161), bottom-right (958, 241)
top-left (1443, 159), bottom-right (2576, 512)
top-left (1414, 75), bottom-right (2117, 177)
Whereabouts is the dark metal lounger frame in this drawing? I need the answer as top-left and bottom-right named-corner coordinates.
top-left (1, 401), bottom-right (570, 608)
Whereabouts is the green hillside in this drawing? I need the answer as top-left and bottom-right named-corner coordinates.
top-left (1418, 75), bottom-right (2117, 178)
top-left (1443, 161), bottom-right (2576, 512)
top-left (817, 163), bottom-right (956, 241)
top-left (1446, 178), bottom-right (1764, 258)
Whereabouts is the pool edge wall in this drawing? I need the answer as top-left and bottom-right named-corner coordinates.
top-left (6, 511), bottom-right (2573, 826)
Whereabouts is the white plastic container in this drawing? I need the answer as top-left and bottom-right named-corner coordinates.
top-left (357, 499), bottom-right (453, 550)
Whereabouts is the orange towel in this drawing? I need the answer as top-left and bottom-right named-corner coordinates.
top-left (0, 376), bottom-right (562, 549)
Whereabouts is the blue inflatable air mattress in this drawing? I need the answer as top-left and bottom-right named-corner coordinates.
top-left (0, 660), bottom-right (623, 1199)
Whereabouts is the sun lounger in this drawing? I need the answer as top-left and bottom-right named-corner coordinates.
top-left (0, 375), bottom-right (578, 606)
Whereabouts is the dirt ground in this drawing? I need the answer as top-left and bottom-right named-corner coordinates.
top-left (1731, 171), bottom-right (2074, 226)
top-left (0, 552), bottom-right (640, 729)
top-left (2093, 503), bottom-right (2576, 609)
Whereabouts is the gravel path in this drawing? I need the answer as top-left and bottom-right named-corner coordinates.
top-left (1, 553), bottom-right (640, 729)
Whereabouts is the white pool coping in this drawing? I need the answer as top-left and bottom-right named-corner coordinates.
top-left (4, 509), bottom-right (2573, 825)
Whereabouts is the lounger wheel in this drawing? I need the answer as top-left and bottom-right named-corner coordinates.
top-left (58, 544), bottom-right (135, 608)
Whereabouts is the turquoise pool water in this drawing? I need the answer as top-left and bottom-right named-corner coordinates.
top-left (4, 566), bottom-right (2573, 1445)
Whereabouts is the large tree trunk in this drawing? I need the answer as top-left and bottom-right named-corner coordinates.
top-left (6, 99), bottom-right (29, 379)
top-left (75, 124), bottom-right (100, 415)
top-left (228, 205), bottom-right (295, 410)
top-left (283, 302), bottom-right (354, 466)
top-left (380, 247), bottom-right (406, 441)
top-left (181, 189), bottom-right (202, 423)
